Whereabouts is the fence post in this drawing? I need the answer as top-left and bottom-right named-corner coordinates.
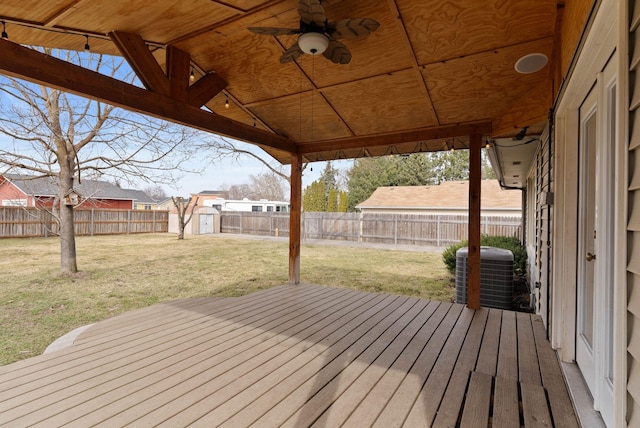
top-left (437, 215), bottom-right (441, 247)
top-left (320, 212), bottom-right (324, 239)
top-left (152, 210), bottom-right (156, 233)
top-left (239, 212), bottom-right (243, 234)
top-left (358, 212), bottom-right (362, 242)
top-left (90, 209), bottom-right (94, 236)
top-left (394, 214), bottom-right (398, 245)
top-left (127, 210), bottom-right (131, 234)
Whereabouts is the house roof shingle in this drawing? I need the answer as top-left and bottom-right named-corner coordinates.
top-left (356, 180), bottom-right (521, 211)
top-left (3, 174), bottom-right (153, 202)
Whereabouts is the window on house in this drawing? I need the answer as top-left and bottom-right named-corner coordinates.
top-left (252, 205), bottom-right (262, 212)
top-left (267, 206), bottom-right (273, 212)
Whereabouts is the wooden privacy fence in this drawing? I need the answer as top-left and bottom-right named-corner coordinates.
top-left (0, 207), bottom-right (168, 238)
top-left (221, 211), bottom-right (522, 247)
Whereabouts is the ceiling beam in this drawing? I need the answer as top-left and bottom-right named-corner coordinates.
top-left (0, 39), bottom-right (296, 153)
top-left (297, 122), bottom-right (492, 155)
top-left (110, 31), bottom-right (171, 95)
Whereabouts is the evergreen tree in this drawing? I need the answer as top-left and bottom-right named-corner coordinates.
top-left (303, 180), bottom-right (326, 211)
top-left (327, 188), bottom-right (338, 212)
top-left (338, 191), bottom-right (349, 212)
top-left (319, 162), bottom-right (338, 194)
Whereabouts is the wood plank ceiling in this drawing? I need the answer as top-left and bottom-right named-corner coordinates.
top-left (0, 0), bottom-right (560, 164)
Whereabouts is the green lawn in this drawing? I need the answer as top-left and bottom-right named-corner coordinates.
top-left (0, 233), bottom-right (453, 366)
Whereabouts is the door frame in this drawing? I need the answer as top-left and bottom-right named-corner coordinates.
top-left (550, 0), bottom-right (626, 426)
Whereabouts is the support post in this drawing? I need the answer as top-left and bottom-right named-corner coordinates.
top-left (467, 134), bottom-right (482, 309)
top-left (289, 153), bottom-right (302, 284)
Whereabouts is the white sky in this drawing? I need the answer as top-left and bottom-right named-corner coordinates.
top-left (163, 144), bottom-right (352, 198)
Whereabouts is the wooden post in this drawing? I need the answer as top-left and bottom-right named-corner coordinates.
top-left (467, 134), bottom-right (482, 309)
top-left (289, 153), bottom-right (302, 284)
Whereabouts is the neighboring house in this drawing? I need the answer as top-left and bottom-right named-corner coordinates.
top-left (189, 190), bottom-right (228, 208)
top-left (355, 180), bottom-right (521, 217)
top-left (127, 189), bottom-right (159, 210)
top-left (201, 197), bottom-right (289, 213)
top-left (0, 174), bottom-right (152, 210)
top-left (488, 1), bottom-right (633, 425)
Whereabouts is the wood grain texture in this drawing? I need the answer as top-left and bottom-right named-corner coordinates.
top-left (467, 134), bottom-right (482, 309)
top-left (289, 154), bottom-right (302, 284)
top-left (460, 371), bottom-right (492, 428)
top-left (0, 0), bottom-right (569, 159)
top-left (0, 286), bottom-right (578, 427)
top-left (397, 0), bottom-right (557, 65)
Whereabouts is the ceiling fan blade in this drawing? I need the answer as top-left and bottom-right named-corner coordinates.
top-left (329, 18), bottom-right (380, 40)
top-left (298, 0), bottom-right (327, 27)
top-left (248, 27), bottom-right (300, 36)
top-left (280, 42), bottom-right (304, 63)
top-left (323, 40), bottom-right (351, 64)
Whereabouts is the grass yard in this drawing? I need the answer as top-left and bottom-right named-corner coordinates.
top-left (0, 233), bottom-right (453, 366)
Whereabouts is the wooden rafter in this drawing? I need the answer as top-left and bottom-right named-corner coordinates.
top-left (110, 31), bottom-right (170, 95)
top-left (190, 74), bottom-right (229, 108)
top-left (166, 45), bottom-right (191, 102)
top-left (0, 39), bottom-right (296, 153)
top-left (111, 31), bottom-right (228, 108)
top-left (297, 122), bottom-right (492, 155)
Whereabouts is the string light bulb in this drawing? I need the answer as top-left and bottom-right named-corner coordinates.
top-left (485, 140), bottom-right (491, 149)
top-left (1, 21), bottom-right (8, 40)
top-left (224, 94), bottom-right (229, 109)
top-left (189, 67), bottom-right (195, 82)
top-left (84, 35), bottom-right (90, 52)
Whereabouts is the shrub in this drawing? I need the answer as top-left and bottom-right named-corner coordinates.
top-left (442, 235), bottom-right (527, 275)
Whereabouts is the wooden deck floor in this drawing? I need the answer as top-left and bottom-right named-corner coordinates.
top-left (0, 284), bottom-right (578, 427)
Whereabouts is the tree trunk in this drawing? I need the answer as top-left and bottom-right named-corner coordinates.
top-left (59, 171), bottom-right (78, 274)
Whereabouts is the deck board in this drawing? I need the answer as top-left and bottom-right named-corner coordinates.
top-left (460, 371), bottom-right (492, 428)
top-left (0, 284), bottom-right (580, 427)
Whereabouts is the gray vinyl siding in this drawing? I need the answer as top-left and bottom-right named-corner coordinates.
top-left (533, 130), bottom-right (553, 330)
top-left (627, 0), bottom-right (640, 422)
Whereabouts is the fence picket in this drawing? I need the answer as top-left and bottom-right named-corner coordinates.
top-left (0, 207), bottom-right (169, 238)
top-left (219, 211), bottom-right (521, 247)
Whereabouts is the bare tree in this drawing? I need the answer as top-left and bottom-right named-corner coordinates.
top-left (222, 183), bottom-right (253, 200)
top-left (248, 171), bottom-right (288, 201)
top-left (221, 171), bottom-right (288, 201)
top-left (143, 184), bottom-right (168, 201)
top-left (199, 136), bottom-right (291, 183)
top-left (172, 196), bottom-right (199, 240)
top-left (0, 49), bottom-right (196, 274)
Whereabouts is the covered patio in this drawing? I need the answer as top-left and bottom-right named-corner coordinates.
top-left (0, 284), bottom-right (577, 427)
top-left (0, 0), bottom-right (592, 425)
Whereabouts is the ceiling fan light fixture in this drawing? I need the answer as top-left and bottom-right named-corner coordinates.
top-left (515, 53), bottom-right (548, 74)
top-left (298, 32), bottom-right (329, 55)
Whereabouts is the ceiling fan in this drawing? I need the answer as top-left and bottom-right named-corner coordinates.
top-left (248, 0), bottom-right (380, 64)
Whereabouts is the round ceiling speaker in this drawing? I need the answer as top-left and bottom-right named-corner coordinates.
top-left (298, 32), bottom-right (330, 55)
top-left (515, 53), bottom-right (548, 74)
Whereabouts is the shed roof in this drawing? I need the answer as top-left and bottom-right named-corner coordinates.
top-left (356, 180), bottom-right (522, 211)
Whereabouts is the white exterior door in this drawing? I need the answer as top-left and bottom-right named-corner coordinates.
top-left (576, 56), bottom-right (615, 426)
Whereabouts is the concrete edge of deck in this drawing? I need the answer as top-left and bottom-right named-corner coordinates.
top-left (43, 324), bottom-right (94, 355)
